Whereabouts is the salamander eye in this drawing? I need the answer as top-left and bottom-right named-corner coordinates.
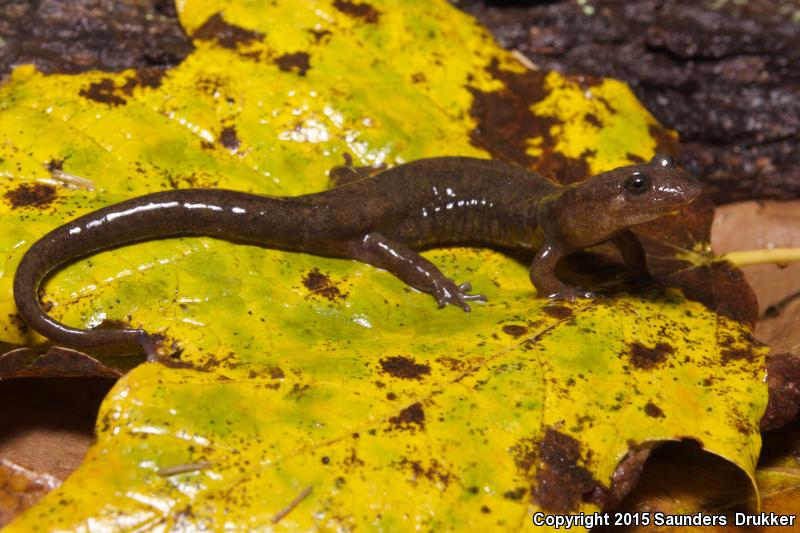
top-left (624, 172), bottom-right (651, 195)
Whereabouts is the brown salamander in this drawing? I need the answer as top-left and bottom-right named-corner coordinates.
top-left (13, 155), bottom-right (701, 357)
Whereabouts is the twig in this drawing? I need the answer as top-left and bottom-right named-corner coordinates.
top-left (157, 461), bottom-right (212, 477)
top-left (271, 485), bottom-right (313, 524)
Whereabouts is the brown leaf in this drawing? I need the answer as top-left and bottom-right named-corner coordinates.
top-left (0, 460), bottom-right (60, 528)
top-left (594, 422), bottom-right (800, 533)
top-left (712, 201), bottom-right (800, 322)
top-left (0, 377), bottom-right (114, 526)
top-left (711, 201), bottom-right (800, 355)
top-left (711, 201), bottom-right (800, 429)
top-left (0, 347), bottom-right (126, 380)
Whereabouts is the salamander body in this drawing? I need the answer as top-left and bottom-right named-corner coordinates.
top-left (13, 155), bottom-right (701, 356)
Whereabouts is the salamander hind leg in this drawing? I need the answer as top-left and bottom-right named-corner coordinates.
top-left (137, 332), bottom-right (160, 362)
top-left (348, 232), bottom-right (487, 311)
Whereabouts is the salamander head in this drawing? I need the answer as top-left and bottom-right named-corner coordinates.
top-left (549, 154), bottom-right (702, 247)
top-left (597, 154), bottom-right (701, 221)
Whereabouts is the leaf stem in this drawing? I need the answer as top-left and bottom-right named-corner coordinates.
top-left (722, 247), bottom-right (800, 267)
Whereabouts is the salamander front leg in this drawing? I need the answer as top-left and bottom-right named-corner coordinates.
top-left (348, 232), bottom-right (487, 311)
top-left (530, 241), bottom-right (593, 300)
top-left (611, 230), bottom-right (652, 286)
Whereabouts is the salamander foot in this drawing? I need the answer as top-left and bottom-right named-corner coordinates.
top-left (434, 280), bottom-right (487, 312)
top-left (138, 333), bottom-right (159, 362)
top-left (546, 287), bottom-right (595, 301)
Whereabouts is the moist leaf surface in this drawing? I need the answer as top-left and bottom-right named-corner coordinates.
top-left (0, 0), bottom-right (766, 529)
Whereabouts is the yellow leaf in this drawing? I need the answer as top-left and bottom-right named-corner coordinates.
top-left (0, 0), bottom-right (766, 530)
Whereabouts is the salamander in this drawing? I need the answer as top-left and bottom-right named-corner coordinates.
top-left (13, 154), bottom-right (701, 357)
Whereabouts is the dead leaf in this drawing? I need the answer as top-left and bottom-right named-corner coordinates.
top-left (0, 377), bottom-right (113, 526)
top-left (594, 422), bottom-right (800, 533)
top-left (711, 200), bottom-right (800, 356)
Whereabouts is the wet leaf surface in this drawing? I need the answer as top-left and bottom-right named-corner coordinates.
top-left (0, 0), bottom-right (769, 529)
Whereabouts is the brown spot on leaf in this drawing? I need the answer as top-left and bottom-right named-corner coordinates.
top-left (584, 113), bottom-right (601, 128)
top-left (538, 150), bottom-right (593, 186)
top-left (92, 318), bottom-right (134, 331)
top-left (301, 268), bottom-right (347, 302)
top-left (218, 125), bottom-right (240, 151)
top-left (732, 408), bottom-right (756, 435)
top-left (78, 68), bottom-right (165, 107)
top-left (648, 124), bottom-right (679, 158)
top-left (46, 159), bottom-right (63, 172)
top-left (274, 52), bottom-right (311, 76)
top-left (342, 441), bottom-right (364, 470)
top-left (399, 457), bottom-right (424, 479)
top-left (192, 13), bottom-right (263, 50)
top-left (309, 29), bottom-right (332, 42)
top-left (332, 0), bottom-right (381, 24)
top-left (503, 487), bottom-right (527, 500)
top-left (379, 355), bottom-right (430, 380)
top-left (119, 68), bottom-right (166, 96)
top-left (193, 350), bottom-right (239, 372)
top-left (289, 383), bottom-right (311, 398)
top-left (718, 332), bottom-right (761, 366)
top-left (542, 304), bottom-right (573, 319)
top-left (502, 324), bottom-right (528, 337)
top-left (397, 457), bottom-right (452, 487)
top-left (629, 342), bottom-right (674, 370)
top-left (510, 436), bottom-right (538, 473)
top-left (644, 401), bottom-right (665, 418)
top-left (532, 428), bottom-right (597, 513)
top-left (79, 78), bottom-right (127, 106)
top-left (4, 183), bottom-right (57, 209)
top-left (7, 313), bottom-right (27, 334)
top-left (468, 60), bottom-right (549, 167)
top-left (435, 355), bottom-right (473, 373)
top-left (129, 67), bottom-right (167, 90)
top-left (720, 347), bottom-right (756, 364)
top-left (468, 59), bottom-right (596, 185)
top-left (388, 402), bottom-right (425, 432)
